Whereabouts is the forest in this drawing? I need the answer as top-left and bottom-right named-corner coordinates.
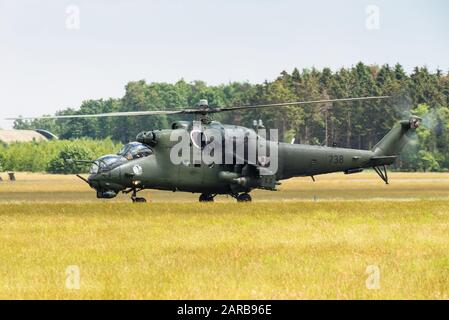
top-left (10, 62), bottom-right (449, 172)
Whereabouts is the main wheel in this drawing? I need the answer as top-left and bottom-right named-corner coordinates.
top-left (199, 193), bottom-right (214, 202)
top-left (236, 193), bottom-right (252, 202)
top-left (133, 197), bottom-right (147, 203)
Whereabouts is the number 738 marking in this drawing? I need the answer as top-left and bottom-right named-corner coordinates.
top-left (329, 154), bottom-right (344, 164)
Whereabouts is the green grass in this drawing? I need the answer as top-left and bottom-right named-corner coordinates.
top-left (0, 172), bottom-right (449, 299)
top-left (1, 201), bottom-right (449, 299)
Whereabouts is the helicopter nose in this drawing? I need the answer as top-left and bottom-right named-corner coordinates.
top-left (88, 169), bottom-right (126, 193)
top-left (87, 173), bottom-right (100, 189)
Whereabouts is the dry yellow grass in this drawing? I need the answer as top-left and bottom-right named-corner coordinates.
top-left (0, 172), bottom-right (448, 299)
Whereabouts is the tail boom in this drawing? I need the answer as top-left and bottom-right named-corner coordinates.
top-left (372, 116), bottom-right (421, 157)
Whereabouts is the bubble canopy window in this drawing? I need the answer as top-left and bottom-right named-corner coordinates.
top-left (118, 142), bottom-right (153, 160)
top-left (89, 142), bottom-right (153, 174)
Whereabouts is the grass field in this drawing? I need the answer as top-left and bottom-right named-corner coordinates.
top-left (0, 172), bottom-right (449, 299)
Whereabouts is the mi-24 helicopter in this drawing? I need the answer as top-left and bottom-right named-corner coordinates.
top-left (7, 96), bottom-right (421, 202)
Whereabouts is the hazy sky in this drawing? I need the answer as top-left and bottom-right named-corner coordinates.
top-left (0, 0), bottom-right (448, 129)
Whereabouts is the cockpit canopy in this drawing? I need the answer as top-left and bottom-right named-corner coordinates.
top-left (90, 155), bottom-right (125, 174)
top-left (90, 142), bottom-right (153, 174)
top-left (117, 142), bottom-right (153, 160)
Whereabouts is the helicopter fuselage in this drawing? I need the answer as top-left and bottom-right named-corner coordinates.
top-left (86, 119), bottom-right (399, 200)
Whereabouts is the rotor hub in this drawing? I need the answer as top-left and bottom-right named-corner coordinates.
top-left (198, 99), bottom-right (209, 108)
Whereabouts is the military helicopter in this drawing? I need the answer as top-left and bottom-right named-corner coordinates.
top-left (7, 97), bottom-right (421, 202)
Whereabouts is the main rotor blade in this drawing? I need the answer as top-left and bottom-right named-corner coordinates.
top-left (5, 109), bottom-right (184, 121)
top-left (218, 96), bottom-right (391, 112)
top-left (5, 95), bottom-right (390, 120)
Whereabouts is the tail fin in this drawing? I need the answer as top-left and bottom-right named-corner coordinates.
top-left (372, 116), bottom-right (421, 157)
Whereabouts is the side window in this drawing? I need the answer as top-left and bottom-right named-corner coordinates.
top-left (133, 146), bottom-right (153, 159)
top-left (118, 142), bottom-right (153, 160)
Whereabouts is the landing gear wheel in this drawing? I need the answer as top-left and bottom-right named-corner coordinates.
top-left (236, 193), bottom-right (252, 202)
top-left (199, 193), bottom-right (215, 202)
top-left (131, 189), bottom-right (146, 203)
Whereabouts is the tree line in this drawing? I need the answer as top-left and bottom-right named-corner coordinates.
top-left (13, 62), bottom-right (449, 171)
